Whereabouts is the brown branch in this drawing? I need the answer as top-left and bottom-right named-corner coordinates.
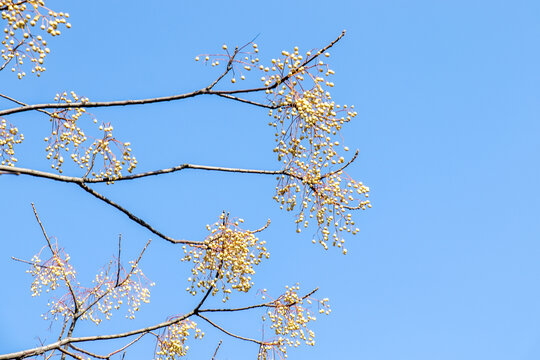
top-left (321, 149), bottom-right (359, 179)
top-left (115, 234), bottom-right (122, 287)
top-left (32, 203), bottom-right (79, 315)
top-left (68, 332), bottom-right (147, 359)
top-left (0, 31), bottom-right (346, 117)
top-left (199, 288), bottom-right (318, 313)
top-left (0, 311), bottom-right (196, 360)
top-left (57, 347), bottom-right (84, 360)
top-left (11, 256), bottom-right (50, 268)
top-left (211, 30), bottom-right (347, 96)
top-left (211, 340), bottom-right (223, 360)
top-left (197, 314), bottom-right (267, 346)
top-left (0, 93), bottom-right (52, 116)
top-left (205, 47), bottom-right (239, 91)
top-left (0, 163), bottom-right (288, 184)
top-left (76, 240), bottom-right (151, 321)
top-left (78, 183), bottom-right (201, 246)
top-left (0, 40), bottom-right (24, 73)
top-left (215, 93), bottom-right (275, 109)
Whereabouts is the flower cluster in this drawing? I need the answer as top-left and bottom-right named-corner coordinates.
top-left (0, 118), bottom-right (23, 166)
top-left (182, 213), bottom-right (270, 302)
top-left (155, 318), bottom-right (204, 360)
top-left (0, 0), bottom-right (70, 78)
top-left (45, 91), bottom-right (137, 180)
top-left (259, 284), bottom-right (330, 359)
top-left (78, 259), bottom-right (154, 324)
top-left (27, 244), bottom-right (77, 321)
top-left (27, 239), bottom-right (153, 324)
top-left (197, 42), bottom-right (371, 252)
top-left (267, 48), bottom-right (370, 252)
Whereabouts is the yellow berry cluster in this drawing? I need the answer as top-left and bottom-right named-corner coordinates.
top-left (0, 0), bottom-right (70, 78)
top-left (27, 245), bottom-right (77, 321)
top-left (198, 42), bottom-right (371, 252)
top-left (45, 91), bottom-right (137, 180)
top-left (268, 48), bottom-right (370, 252)
top-left (28, 242), bottom-right (153, 324)
top-left (155, 318), bottom-right (204, 360)
top-left (80, 260), bottom-right (153, 325)
top-left (259, 284), bottom-right (330, 359)
top-left (0, 118), bottom-right (23, 166)
top-left (182, 213), bottom-right (270, 302)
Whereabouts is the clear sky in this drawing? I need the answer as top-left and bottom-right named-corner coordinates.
top-left (1, 1), bottom-right (540, 359)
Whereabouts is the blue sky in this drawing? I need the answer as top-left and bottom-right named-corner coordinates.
top-left (1, 1), bottom-right (540, 359)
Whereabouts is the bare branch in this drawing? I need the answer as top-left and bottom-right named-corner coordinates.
top-left (197, 314), bottom-right (268, 346)
top-left (78, 183), bottom-right (202, 246)
top-left (0, 93), bottom-right (53, 116)
top-left (32, 203), bottom-right (79, 315)
top-left (211, 340), bottom-right (223, 360)
top-left (215, 93), bottom-right (275, 109)
top-left (115, 234), bottom-right (122, 287)
top-left (0, 31), bottom-right (346, 117)
top-left (0, 163), bottom-right (287, 184)
top-left (11, 256), bottom-right (49, 268)
top-left (57, 347), bottom-right (84, 360)
top-left (68, 332), bottom-right (147, 359)
top-left (205, 47), bottom-right (239, 91)
top-left (0, 311), bottom-right (196, 360)
top-left (199, 287), bottom-right (318, 313)
top-left (321, 149), bottom-right (359, 179)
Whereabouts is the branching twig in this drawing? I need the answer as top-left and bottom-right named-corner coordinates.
top-left (0, 31), bottom-right (346, 117)
top-left (32, 203), bottom-right (79, 315)
top-left (199, 288), bottom-right (318, 313)
top-left (0, 311), bottom-right (196, 360)
top-left (78, 183), bottom-right (202, 246)
top-left (211, 340), bottom-right (223, 360)
top-left (68, 332), bottom-right (146, 359)
top-left (197, 314), bottom-right (268, 346)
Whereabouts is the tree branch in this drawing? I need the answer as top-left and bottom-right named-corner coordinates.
top-left (197, 314), bottom-right (268, 346)
top-left (0, 31), bottom-right (346, 117)
top-left (0, 312), bottom-right (195, 360)
top-left (77, 183), bottom-right (201, 246)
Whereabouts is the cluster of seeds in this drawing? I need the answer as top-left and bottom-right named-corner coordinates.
top-left (27, 245), bottom-right (77, 321)
top-left (0, 118), bottom-right (23, 166)
top-left (258, 284), bottom-right (330, 359)
top-left (155, 318), bottom-right (204, 360)
top-left (79, 259), bottom-right (153, 325)
top-left (27, 240), bottom-right (153, 324)
top-left (45, 91), bottom-right (137, 180)
top-left (0, 0), bottom-right (70, 78)
top-left (198, 43), bottom-right (371, 252)
top-left (182, 213), bottom-right (270, 302)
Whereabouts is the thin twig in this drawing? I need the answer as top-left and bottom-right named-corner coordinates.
top-left (197, 314), bottom-right (267, 345)
top-left (115, 234), bottom-right (122, 287)
top-left (78, 183), bottom-right (201, 246)
top-left (0, 31), bottom-right (346, 117)
top-left (199, 288), bottom-right (318, 313)
top-left (69, 332), bottom-right (146, 359)
top-left (320, 149), bottom-right (359, 179)
top-left (0, 311), bottom-right (196, 360)
top-left (11, 256), bottom-right (49, 268)
top-left (0, 163), bottom-right (290, 184)
top-left (57, 347), bottom-right (84, 360)
top-left (31, 203), bottom-right (79, 315)
top-left (76, 240), bottom-right (151, 321)
top-left (211, 340), bottom-right (223, 360)
top-left (0, 92), bottom-right (52, 116)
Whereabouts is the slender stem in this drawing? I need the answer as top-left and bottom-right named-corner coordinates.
top-left (197, 314), bottom-right (267, 346)
top-left (78, 183), bottom-right (201, 245)
top-left (0, 31), bottom-right (346, 117)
